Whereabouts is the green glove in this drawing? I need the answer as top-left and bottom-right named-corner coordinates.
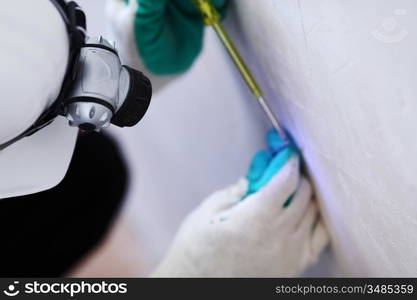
top-left (134, 0), bottom-right (228, 75)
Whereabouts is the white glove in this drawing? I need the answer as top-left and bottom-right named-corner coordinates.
top-left (152, 156), bottom-right (329, 277)
top-left (105, 0), bottom-right (177, 92)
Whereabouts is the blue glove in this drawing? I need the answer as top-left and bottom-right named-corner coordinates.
top-left (244, 129), bottom-right (299, 206)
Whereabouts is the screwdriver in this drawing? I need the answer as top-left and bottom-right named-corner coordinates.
top-left (192, 0), bottom-right (286, 139)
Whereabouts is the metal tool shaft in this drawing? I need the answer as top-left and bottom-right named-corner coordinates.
top-left (192, 0), bottom-right (286, 139)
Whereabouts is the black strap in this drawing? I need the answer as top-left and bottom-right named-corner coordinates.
top-left (0, 0), bottom-right (86, 150)
top-left (46, 0), bottom-right (87, 116)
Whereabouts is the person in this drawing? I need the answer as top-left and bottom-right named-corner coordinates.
top-left (108, 0), bottom-right (330, 277)
top-left (0, 0), bottom-right (329, 277)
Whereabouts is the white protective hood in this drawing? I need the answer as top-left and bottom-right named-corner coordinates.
top-left (0, 0), bottom-right (78, 199)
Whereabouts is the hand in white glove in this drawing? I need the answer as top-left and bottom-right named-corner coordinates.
top-left (152, 156), bottom-right (329, 277)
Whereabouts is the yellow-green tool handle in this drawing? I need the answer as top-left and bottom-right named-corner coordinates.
top-left (192, 0), bottom-right (262, 99)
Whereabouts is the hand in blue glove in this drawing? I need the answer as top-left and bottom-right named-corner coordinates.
top-left (245, 129), bottom-right (299, 206)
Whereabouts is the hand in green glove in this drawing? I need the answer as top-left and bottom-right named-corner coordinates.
top-left (132, 0), bottom-right (228, 75)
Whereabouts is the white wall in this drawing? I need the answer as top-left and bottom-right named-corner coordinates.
top-left (231, 0), bottom-right (417, 276)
